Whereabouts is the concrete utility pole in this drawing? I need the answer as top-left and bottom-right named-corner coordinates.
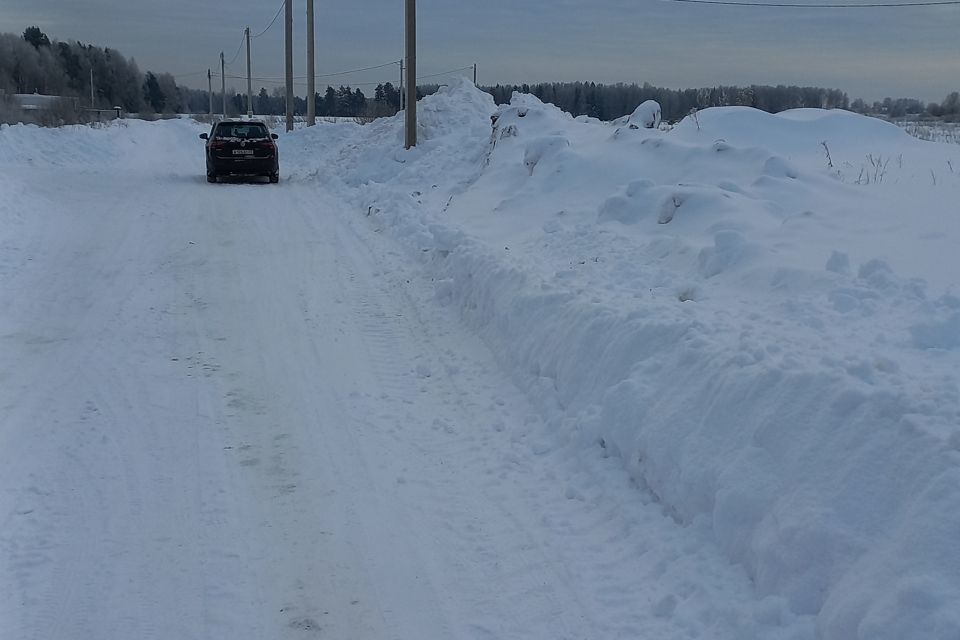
top-left (220, 52), bottom-right (227, 117)
top-left (399, 59), bottom-right (404, 112)
top-left (404, 0), bottom-right (416, 148)
top-left (285, 0), bottom-right (294, 132)
top-left (306, 0), bottom-right (316, 126)
top-left (245, 27), bottom-right (253, 117)
top-left (208, 69), bottom-right (213, 115)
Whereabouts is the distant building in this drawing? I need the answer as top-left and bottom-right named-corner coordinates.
top-left (12, 92), bottom-right (75, 112)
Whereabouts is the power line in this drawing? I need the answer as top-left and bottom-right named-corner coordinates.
top-left (665, 0), bottom-right (960, 7)
top-left (252, 0), bottom-right (286, 38)
top-left (174, 70), bottom-right (228, 80)
top-left (314, 60), bottom-right (402, 79)
top-left (417, 65), bottom-right (474, 80)
top-left (242, 76), bottom-right (391, 88)
top-left (228, 60), bottom-right (401, 83)
top-left (305, 80), bottom-right (390, 88)
top-left (224, 32), bottom-right (246, 66)
top-left (180, 61), bottom-right (478, 91)
top-left (202, 62), bottom-right (477, 87)
top-left (298, 80), bottom-right (384, 88)
top-left (228, 73), bottom-right (305, 81)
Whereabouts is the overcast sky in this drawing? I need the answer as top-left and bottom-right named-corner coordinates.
top-left (2, 0), bottom-right (957, 103)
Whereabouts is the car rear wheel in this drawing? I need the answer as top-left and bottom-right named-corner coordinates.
top-left (269, 173), bottom-right (279, 184)
top-left (207, 174), bottom-right (217, 183)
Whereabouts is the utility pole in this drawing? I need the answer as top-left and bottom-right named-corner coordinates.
top-left (245, 27), bottom-right (253, 117)
top-left (399, 59), bottom-right (404, 112)
top-left (306, 0), bottom-right (315, 126)
top-left (285, 0), bottom-right (294, 132)
top-left (404, 0), bottom-right (416, 148)
top-left (473, 63), bottom-right (477, 85)
top-left (208, 69), bottom-right (213, 115)
top-left (90, 68), bottom-right (94, 107)
top-left (220, 51), bottom-right (227, 117)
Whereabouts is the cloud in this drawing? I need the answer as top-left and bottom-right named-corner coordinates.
top-left (1, 0), bottom-right (955, 102)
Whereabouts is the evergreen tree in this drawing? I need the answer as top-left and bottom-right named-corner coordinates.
top-left (142, 71), bottom-right (164, 112)
top-left (22, 26), bottom-right (50, 49)
top-left (156, 72), bottom-right (180, 113)
top-left (371, 82), bottom-right (399, 116)
top-left (335, 85), bottom-right (353, 115)
top-left (382, 82), bottom-right (398, 110)
top-left (323, 86), bottom-right (337, 116)
top-left (55, 42), bottom-right (82, 90)
top-left (352, 87), bottom-right (366, 116)
top-left (256, 87), bottom-right (269, 113)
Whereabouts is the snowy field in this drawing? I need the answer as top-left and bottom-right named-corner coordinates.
top-left (896, 120), bottom-right (960, 146)
top-left (1, 81), bottom-right (959, 639)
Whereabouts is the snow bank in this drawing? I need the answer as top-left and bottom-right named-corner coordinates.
top-left (287, 80), bottom-right (960, 639)
top-left (0, 119), bottom-right (205, 174)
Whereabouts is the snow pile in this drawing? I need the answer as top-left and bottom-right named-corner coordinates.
top-left (0, 119), bottom-right (205, 174)
top-left (288, 80), bottom-right (960, 639)
top-left (628, 100), bottom-right (662, 129)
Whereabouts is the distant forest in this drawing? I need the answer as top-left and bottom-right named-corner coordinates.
top-left (2, 27), bottom-right (959, 125)
top-left (481, 83), bottom-right (960, 122)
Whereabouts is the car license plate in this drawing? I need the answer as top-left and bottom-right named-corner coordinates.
top-left (232, 149), bottom-right (254, 155)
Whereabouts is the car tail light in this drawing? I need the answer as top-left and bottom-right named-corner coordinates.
top-left (257, 140), bottom-right (275, 149)
top-left (211, 139), bottom-right (226, 149)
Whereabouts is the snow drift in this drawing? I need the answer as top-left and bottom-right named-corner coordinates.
top-left (289, 79), bottom-right (960, 639)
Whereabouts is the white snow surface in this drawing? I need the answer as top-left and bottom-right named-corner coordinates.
top-left (2, 79), bottom-right (959, 639)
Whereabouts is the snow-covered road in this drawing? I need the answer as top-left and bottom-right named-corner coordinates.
top-left (4, 82), bottom-right (959, 639)
top-left (0, 122), bottom-right (808, 639)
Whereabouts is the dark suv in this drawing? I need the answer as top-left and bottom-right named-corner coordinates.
top-left (200, 120), bottom-right (280, 183)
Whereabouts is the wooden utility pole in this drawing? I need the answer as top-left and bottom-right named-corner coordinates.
top-left (285, 0), bottom-right (294, 132)
top-left (473, 63), bottom-right (477, 85)
top-left (208, 69), bottom-right (213, 115)
top-left (90, 68), bottom-right (94, 107)
top-left (306, 0), bottom-right (316, 126)
top-left (220, 51), bottom-right (227, 117)
top-left (245, 27), bottom-right (253, 117)
top-left (404, 0), bottom-right (416, 148)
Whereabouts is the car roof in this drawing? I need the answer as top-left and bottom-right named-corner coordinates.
top-left (217, 119), bottom-right (268, 124)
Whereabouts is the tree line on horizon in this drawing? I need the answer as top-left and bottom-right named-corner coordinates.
top-left (2, 27), bottom-right (959, 125)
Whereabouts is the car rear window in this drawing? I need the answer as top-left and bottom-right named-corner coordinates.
top-left (214, 123), bottom-right (269, 139)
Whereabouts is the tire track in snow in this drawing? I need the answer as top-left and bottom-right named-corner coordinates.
top-left (0, 172), bottom-right (172, 640)
top-left (325, 211), bottom-right (617, 638)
